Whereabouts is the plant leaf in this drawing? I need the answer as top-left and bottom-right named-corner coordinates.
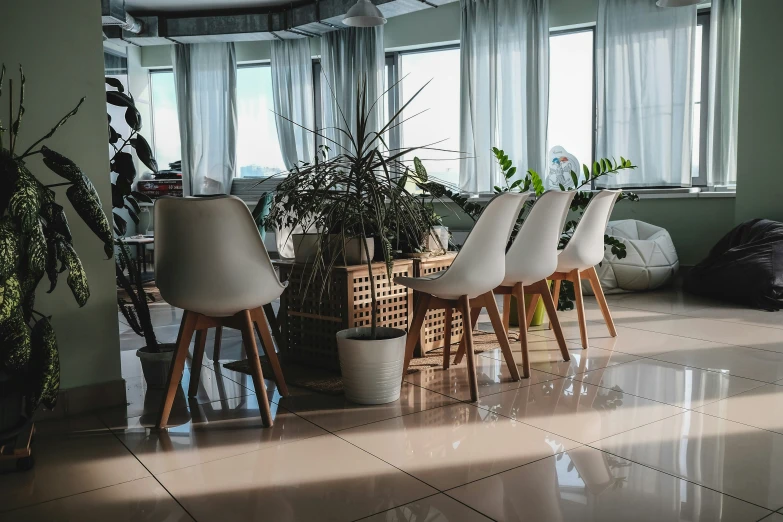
top-left (59, 242), bottom-right (90, 306)
top-left (0, 308), bottom-right (31, 376)
top-left (105, 77), bottom-right (124, 92)
top-left (27, 316), bottom-right (60, 413)
top-left (65, 180), bottom-right (113, 259)
top-left (129, 135), bottom-right (158, 173)
top-left (0, 273), bottom-right (21, 323)
top-left (8, 163), bottom-right (41, 233)
top-left (0, 217), bottom-right (20, 281)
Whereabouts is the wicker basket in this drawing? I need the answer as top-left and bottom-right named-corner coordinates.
top-left (412, 253), bottom-right (464, 355)
top-left (276, 260), bottom-right (413, 371)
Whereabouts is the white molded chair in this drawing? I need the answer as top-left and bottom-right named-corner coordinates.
top-left (547, 190), bottom-right (622, 349)
top-left (470, 191), bottom-right (576, 378)
top-left (154, 195), bottom-right (289, 429)
top-left (395, 193), bottom-right (528, 402)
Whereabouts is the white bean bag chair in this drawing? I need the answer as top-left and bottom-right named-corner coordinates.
top-left (590, 219), bottom-right (679, 294)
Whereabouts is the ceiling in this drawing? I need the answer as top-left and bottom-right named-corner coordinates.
top-left (124, 0), bottom-right (309, 13)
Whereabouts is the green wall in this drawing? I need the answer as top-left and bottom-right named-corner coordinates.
top-left (0, 0), bottom-right (122, 389)
top-left (735, 0), bottom-right (783, 223)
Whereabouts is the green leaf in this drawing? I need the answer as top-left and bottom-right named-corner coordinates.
top-left (0, 309), bottom-right (31, 376)
top-left (529, 170), bottom-right (545, 197)
top-left (41, 146), bottom-right (81, 182)
top-left (106, 90), bottom-right (134, 108)
top-left (593, 161), bottom-right (601, 175)
top-left (130, 190), bottom-right (152, 204)
top-left (59, 242), bottom-right (90, 307)
top-left (493, 185), bottom-right (503, 193)
top-left (105, 77), bottom-right (124, 92)
top-left (559, 183), bottom-right (566, 191)
top-left (507, 166), bottom-right (517, 178)
top-left (0, 273), bottom-right (21, 323)
top-left (413, 157), bottom-right (428, 182)
top-left (11, 65), bottom-right (25, 137)
top-left (601, 158), bottom-right (608, 172)
top-left (27, 218), bottom-right (47, 275)
top-left (124, 105), bottom-right (141, 132)
top-left (27, 316), bottom-right (60, 413)
top-left (570, 170), bottom-right (579, 188)
top-left (8, 163), bottom-right (41, 233)
top-left (583, 164), bottom-right (590, 181)
top-left (0, 217), bottom-right (20, 281)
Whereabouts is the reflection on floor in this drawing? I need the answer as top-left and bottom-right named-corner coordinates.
top-left (3, 290), bottom-right (783, 521)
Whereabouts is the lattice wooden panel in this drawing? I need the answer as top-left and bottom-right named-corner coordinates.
top-left (414, 254), bottom-right (464, 354)
top-left (277, 260), bottom-right (413, 372)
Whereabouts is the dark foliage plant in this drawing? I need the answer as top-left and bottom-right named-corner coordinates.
top-left (0, 65), bottom-right (113, 427)
top-left (105, 78), bottom-right (162, 353)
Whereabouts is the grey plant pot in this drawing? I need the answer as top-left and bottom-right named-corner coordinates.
top-left (136, 344), bottom-right (177, 389)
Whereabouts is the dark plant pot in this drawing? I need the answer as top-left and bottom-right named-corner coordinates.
top-left (136, 343), bottom-right (177, 389)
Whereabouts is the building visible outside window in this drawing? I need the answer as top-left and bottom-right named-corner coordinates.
top-left (149, 71), bottom-right (181, 170)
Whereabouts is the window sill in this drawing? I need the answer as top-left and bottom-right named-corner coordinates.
top-left (463, 187), bottom-right (736, 202)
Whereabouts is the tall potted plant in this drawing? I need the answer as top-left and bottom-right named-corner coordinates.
top-left (265, 79), bottom-right (441, 404)
top-left (105, 78), bottom-right (174, 388)
top-left (0, 65), bottom-right (113, 439)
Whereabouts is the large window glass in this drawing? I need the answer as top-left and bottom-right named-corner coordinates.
top-left (150, 71), bottom-right (181, 170)
top-left (149, 65), bottom-right (285, 178)
top-left (398, 47), bottom-right (461, 187)
top-left (547, 30), bottom-right (595, 173)
top-left (236, 65), bottom-right (286, 177)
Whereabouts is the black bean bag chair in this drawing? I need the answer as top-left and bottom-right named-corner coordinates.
top-left (685, 219), bottom-right (783, 311)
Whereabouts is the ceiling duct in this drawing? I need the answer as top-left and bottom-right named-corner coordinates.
top-left (103, 0), bottom-right (454, 46)
top-left (102, 0), bottom-right (144, 34)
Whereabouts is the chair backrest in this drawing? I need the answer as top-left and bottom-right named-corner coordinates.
top-left (504, 190), bottom-right (576, 285)
top-left (558, 189), bottom-right (622, 271)
top-left (438, 192), bottom-right (528, 297)
top-left (154, 195), bottom-right (286, 316)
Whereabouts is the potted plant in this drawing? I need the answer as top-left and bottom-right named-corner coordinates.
top-left (419, 148), bottom-right (639, 312)
top-left (0, 66), bottom-right (113, 439)
top-left (105, 78), bottom-right (173, 388)
top-left (264, 79), bottom-right (442, 404)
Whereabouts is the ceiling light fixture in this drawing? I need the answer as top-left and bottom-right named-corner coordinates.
top-left (656, 0), bottom-right (701, 6)
top-left (343, 0), bottom-right (387, 27)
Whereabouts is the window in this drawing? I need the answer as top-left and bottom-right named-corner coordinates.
top-left (236, 65), bottom-right (286, 177)
top-left (149, 65), bottom-right (285, 177)
top-left (547, 29), bottom-right (595, 175)
top-left (388, 47), bottom-right (461, 187)
top-left (691, 13), bottom-right (710, 186)
top-left (150, 71), bottom-right (181, 171)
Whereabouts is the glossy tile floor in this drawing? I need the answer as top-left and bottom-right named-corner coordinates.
top-left (3, 289), bottom-right (783, 521)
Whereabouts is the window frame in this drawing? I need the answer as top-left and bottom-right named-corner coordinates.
top-left (148, 68), bottom-right (176, 170)
top-left (692, 11), bottom-right (711, 187)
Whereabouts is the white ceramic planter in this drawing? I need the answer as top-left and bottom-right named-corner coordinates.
top-left (337, 327), bottom-right (406, 405)
top-left (292, 233), bottom-right (321, 263)
top-left (332, 236), bottom-right (374, 265)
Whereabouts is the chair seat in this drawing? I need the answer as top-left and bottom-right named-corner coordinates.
top-left (395, 274), bottom-right (486, 301)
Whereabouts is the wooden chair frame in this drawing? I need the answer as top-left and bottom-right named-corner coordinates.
top-left (452, 279), bottom-right (571, 380)
top-left (156, 306), bottom-right (289, 429)
top-left (537, 267), bottom-right (617, 349)
top-left (403, 291), bottom-right (520, 402)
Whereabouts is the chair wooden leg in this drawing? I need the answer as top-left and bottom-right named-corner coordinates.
top-left (403, 293), bottom-right (431, 376)
top-left (263, 302), bottom-right (286, 350)
top-left (534, 280), bottom-right (570, 362)
top-left (453, 306), bottom-right (480, 365)
top-left (212, 326), bottom-right (223, 363)
top-left (512, 283), bottom-right (531, 379)
top-left (252, 307), bottom-right (289, 397)
top-left (549, 280), bottom-right (561, 330)
top-left (157, 311), bottom-right (197, 429)
top-left (459, 295), bottom-right (479, 402)
top-left (571, 270), bottom-right (589, 349)
top-left (442, 307), bottom-right (452, 370)
top-left (526, 293), bottom-right (540, 329)
top-left (585, 266), bottom-right (617, 337)
top-left (502, 294), bottom-right (511, 332)
top-left (484, 292), bottom-right (521, 381)
top-left (187, 329), bottom-right (208, 398)
top-left (238, 309), bottom-right (274, 428)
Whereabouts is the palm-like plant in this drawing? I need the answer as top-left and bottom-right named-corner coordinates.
top-left (0, 65), bottom-right (113, 429)
top-left (264, 78), bottom-right (446, 339)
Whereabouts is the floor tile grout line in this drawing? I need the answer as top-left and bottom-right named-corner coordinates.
top-left (0, 476), bottom-right (155, 516)
top-left (331, 400), bottom-right (460, 434)
top-left (349, 491), bottom-right (499, 522)
top-left (604, 299), bottom-right (783, 333)
top-left (96, 413), bottom-right (200, 522)
top-left (587, 442), bottom-right (780, 514)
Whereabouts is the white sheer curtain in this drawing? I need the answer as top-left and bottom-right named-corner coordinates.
top-left (706, 0), bottom-right (741, 186)
top-left (459, 0), bottom-right (549, 194)
top-left (320, 26), bottom-right (385, 156)
top-left (172, 43), bottom-right (238, 195)
top-left (596, 0), bottom-right (697, 188)
top-left (270, 38), bottom-right (315, 169)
